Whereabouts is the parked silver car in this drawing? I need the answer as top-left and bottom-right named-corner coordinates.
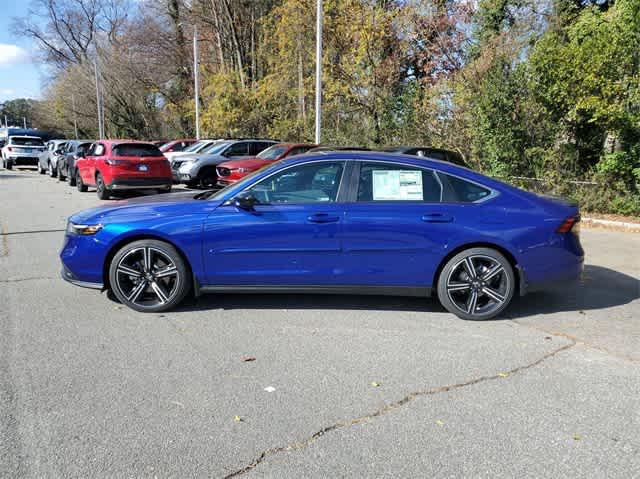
top-left (175, 139), bottom-right (276, 188)
top-left (37, 139), bottom-right (68, 176)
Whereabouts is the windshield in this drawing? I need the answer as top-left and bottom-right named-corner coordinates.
top-left (11, 137), bottom-right (44, 146)
top-left (257, 145), bottom-right (288, 160)
top-left (183, 141), bottom-right (207, 153)
top-left (196, 161), bottom-right (283, 201)
top-left (200, 142), bottom-right (229, 155)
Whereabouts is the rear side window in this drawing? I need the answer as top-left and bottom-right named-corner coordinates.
top-left (225, 142), bottom-right (249, 157)
top-left (92, 143), bottom-right (105, 156)
top-left (112, 143), bottom-right (162, 157)
top-left (357, 162), bottom-right (442, 202)
top-left (437, 172), bottom-right (492, 203)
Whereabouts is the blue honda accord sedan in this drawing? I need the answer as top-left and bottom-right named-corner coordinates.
top-left (60, 151), bottom-right (583, 320)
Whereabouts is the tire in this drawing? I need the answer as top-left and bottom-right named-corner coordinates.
top-left (38, 162), bottom-right (46, 174)
top-left (96, 173), bottom-right (110, 200)
top-left (437, 247), bottom-right (515, 320)
top-left (197, 167), bottom-right (217, 189)
top-left (76, 172), bottom-right (88, 192)
top-left (108, 239), bottom-right (191, 313)
top-left (6, 159), bottom-right (12, 171)
top-left (157, 185), bottom-right (172, 194)
top-left (48, 162), bottom-right (57, 178)
top-left (58, 165), bottom-right (66, 181)
top-left (68, 171), bottom-right (77, 186)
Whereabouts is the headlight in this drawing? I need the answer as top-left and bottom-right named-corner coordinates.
top-left (67, 222), bottom-right (103, 235)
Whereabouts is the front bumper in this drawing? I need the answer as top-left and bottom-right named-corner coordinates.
top-left (107, 177), bottom-right (172, 190)
top-left (217, 178), bottom-right (238, 187)
top-left (61, 266), bottom-right (103, 290)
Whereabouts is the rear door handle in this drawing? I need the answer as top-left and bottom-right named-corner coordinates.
top-left (422, 213), bottom-right (454, 223)
top-left (307, 213), bottom-right (340, 224)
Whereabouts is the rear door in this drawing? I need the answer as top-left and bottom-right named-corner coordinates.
top-left (340, 161), bottom-right (458, 287)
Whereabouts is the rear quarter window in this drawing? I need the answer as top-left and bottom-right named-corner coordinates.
top-left (437, 172), bottom-right (492, 203)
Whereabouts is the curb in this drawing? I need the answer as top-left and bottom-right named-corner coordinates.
top-left (582, 217), bottom-right (640, 233)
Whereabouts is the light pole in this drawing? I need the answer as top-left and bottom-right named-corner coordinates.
top-left (193, 25), bottom-right (200, 140)
top-left (314, 0), bottom-right (323, 145)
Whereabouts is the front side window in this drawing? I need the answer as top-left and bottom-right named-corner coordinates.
top-left (357, 162), bottom-right (441, 202)
top-left (242, 161), bottom-right (345, 204)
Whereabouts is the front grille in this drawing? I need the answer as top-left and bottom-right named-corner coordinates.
top-left (217, 167), bottom-right (231, 177)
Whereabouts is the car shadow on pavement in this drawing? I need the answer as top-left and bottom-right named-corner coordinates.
top-left (507, 264), bottom-right (639, 318)
top-left (173, 265), bottom-right (638, 317)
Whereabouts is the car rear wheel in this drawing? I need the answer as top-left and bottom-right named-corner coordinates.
top-left (76, 172), bottom-right (87, 192)
top-left (48, 162), bottom-right (57, 178)
top-left (38, 162), bottom-right (46, 174)
top-left (96, 173), bottom-right (110, 200)
top-left (68, 170), bottom-right (77, 186)
top-left (437, 247), bottom-right (515, 320)
top-left (108, 240), bottom-right (191, 313)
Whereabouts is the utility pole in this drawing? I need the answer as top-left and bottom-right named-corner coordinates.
top-left (72, 94), bottom-right (79, 139)
top-left (23, 117), bottom-right (27, 129)
top-left (94, 60), bottom-right (104, 138)
top-left (314, 0), bottom-right (323, 145)
top-left (193, 25), bottom-right (200, 140)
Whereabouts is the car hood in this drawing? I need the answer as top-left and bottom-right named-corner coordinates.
top-left (186, 154), bottom-right (230, 165)
top-left (69, 191), bottom-right (221, 225)
top-left (219, 157), bottom-right (273, 170)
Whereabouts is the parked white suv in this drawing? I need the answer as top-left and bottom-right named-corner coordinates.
top-left (1, 136), bottom-right (46, 170)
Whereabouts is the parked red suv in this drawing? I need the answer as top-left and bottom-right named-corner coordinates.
top-left (75, 140), bottom-right (172, 200)
top-left (160, 139), bottom-right (197, 153)
top-left (216, 143), bottom-right (317, 187)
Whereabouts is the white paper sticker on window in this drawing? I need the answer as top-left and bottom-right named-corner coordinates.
top-left (372, 170), bottom-right (423, 201)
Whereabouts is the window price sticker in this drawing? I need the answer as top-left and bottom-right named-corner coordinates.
top-left (372, 170), bottom-right (423, 200)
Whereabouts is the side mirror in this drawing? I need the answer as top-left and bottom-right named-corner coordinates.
top-left (234, 195), bottom-right (258, 212)
top-left (77, 151), bottom-right (86, 158)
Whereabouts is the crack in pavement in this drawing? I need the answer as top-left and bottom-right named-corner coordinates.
top-left (223, 340), bottom-right (576, 478)
top-left (0, 221), bottom-right (8, 257)
top-left (0, 276), bottom-right (57, 283)
top-left (0, 228), bottom-right (65, 236)
top-left (509, 318), bottom-right (639, 363)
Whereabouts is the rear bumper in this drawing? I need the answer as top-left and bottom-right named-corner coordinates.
top-left (7, 156), bottom-right (39, 166)
top-left (107, 177), bottom-right (172, 190)
top-left (520, 256), bottom-right (584, 295)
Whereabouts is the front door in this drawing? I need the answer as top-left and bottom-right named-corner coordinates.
top-left (203, 161), bottom-right (347, 285)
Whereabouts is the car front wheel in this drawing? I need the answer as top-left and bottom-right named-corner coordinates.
top-left (437, 247), bottom-right (515, 320)
top-left (108, 239), bottom-right (191, 312)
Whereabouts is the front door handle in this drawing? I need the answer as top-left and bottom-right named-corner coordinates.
top-left (307, 213), bottom-right (340, 224)
top-left (422, 213), bottom-right (454, 223)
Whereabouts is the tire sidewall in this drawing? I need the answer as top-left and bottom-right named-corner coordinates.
top-left (108, 239), bottom-right (191, 313)
top-left (437, 247), bottom-right (515, 321)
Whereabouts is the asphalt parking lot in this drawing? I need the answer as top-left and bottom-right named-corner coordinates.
top-left (1, 167), bottom-right (639, 478)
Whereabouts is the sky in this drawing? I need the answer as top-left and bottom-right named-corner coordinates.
top-left (0, 2), bottom-right (42, 103)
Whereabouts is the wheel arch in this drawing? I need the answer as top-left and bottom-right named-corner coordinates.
top-left (102, 234), bottom-right (195, 293)
top-left (432, 241), bottom-right (522, 296)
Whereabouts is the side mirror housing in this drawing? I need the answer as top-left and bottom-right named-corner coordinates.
top-left (233, 195), bottom-right (258, 212)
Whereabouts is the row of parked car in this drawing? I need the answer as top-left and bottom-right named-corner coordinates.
top-left (1, 133), bottom-right (467, 200)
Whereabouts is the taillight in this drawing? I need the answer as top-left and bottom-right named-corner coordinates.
top-left (105, 159), bottom-right (130, 166)
top-left (557, 215), bottom-right (580, 234)
top-left (7, 146), bottom-right (12, 152)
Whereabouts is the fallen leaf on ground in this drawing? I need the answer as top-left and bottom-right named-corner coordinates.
top-left (234, 415), bottom-right (243, 423)
top-left (241, 356), bottom-right (256, 362)
top-left (573, 434), bottom-right (582, 441)
top-left (436, 420), bottom-right (444, 427)
top-left (370, 382), bottom-right (381, 387)
top-left (498, 373), bottom-right (509, 378)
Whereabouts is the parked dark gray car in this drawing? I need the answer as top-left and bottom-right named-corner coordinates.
top-left (57, 140), bottom-right (94, 183)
